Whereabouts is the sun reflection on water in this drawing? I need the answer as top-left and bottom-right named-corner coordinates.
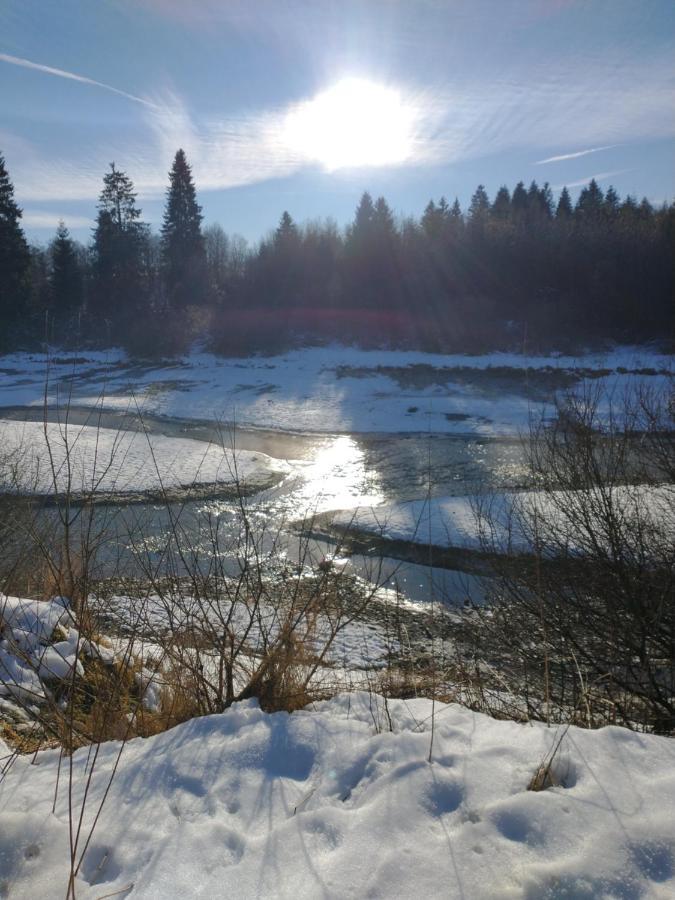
top-left (284, 435), bottom-right (384, 516)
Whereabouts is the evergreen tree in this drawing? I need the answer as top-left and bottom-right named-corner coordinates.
top-left (448, 198), bottom-right (463, 229)
top-left (161, 148), bottom-right (206, 306)
top-left (604, 186), bottom-right (620, 218)
top-left (575, 178), bottom-right (605, 221)
top-left (92, 163), bottom-right (148, 328)
top-left (491, 186), bottom-right (511, 221)
top-left (556, 187), bottom-right (573, 218)
top-left (373, 196), bottom-right (397, 237)
top-left (0, 152), bottom-right (30, 331)
top-left (27, 245), bottom-right (51, 327)
top-left (349, 192), bottom-right (376, 244)
top-left (421, 200), bottom-right (441, 239)
top-left (274, 210), bottom-right (299, 248)
top-left (511, 181), bottom-right (529, 219)
top-left (468, 185), bottom-right (490, 233)
top-left (50, 221), bottom-right (83, 318)
top-left (539, 182), bottom-right (554, 218)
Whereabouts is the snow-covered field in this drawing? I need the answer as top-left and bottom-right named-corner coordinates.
top-left (1, 692), bottom-right (674, 899)
top-left (0, 419), bottom-right (287, 494)
top-left (0, 345), bottom-right (671, 435)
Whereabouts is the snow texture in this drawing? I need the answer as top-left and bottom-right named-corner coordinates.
top-left (0, 345), bottom-right (671, 435)
top-left (0, 693), bottom-right (673, 898)
top-left (333, 484), bottom-right (674, 552)
top-left (0, 595), bottom-right (72, 702)
top-left (0, 420), bottom-right (287, 494)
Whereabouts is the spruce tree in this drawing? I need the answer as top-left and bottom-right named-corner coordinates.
top-left (0, 152), bottom-right (30, 330)
top-left (511, 181), bottom-right (529, 223)
top-left (274, 211), bottom-right (299, 247)
top-left (50, 221), bottom-right (83, 318)
top-left (421, 200), bottom-right (440, 238)
top-left (556, 187), bottom-right (573, 218)
top-left (373, 196), bottom-right (396, 238)
top-left (349, 192), bottom-right (376, 245)
top-left (491, 186), bottom-right (511, 221)
top-left (161, 149), bottom-right (206, 307)
top-left (575, 178), bottom-right (605, 222)
top-left (92, 163), bottom-right (148, 328)
top-left (468, 185), bottom-right (490, 232)
top-left (422, 198), bottom-right (450, 240)
top-left (603, 186), bottom-right (620, 218)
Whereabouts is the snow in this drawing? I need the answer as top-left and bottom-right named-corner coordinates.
top-left (36, 628), bottom-right (84, 681)
top-left (0, 595), bottom-right (72, 702)
top-left (1, 693), bottom-right (673, 898)
top-left (332, 484), bottom-right (675, 552)
top-left (0, 420), bottom-right (287, 494)
top-left (0, 345), bottom-right (670, 436)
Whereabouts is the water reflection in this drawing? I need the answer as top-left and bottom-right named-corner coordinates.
top-left (280, 435), bottom-right (384, 515)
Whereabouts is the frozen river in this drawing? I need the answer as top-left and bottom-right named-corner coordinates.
top-left (1, 344), bottom-right (669, 606)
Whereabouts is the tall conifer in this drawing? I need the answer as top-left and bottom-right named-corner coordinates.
top-left (0, 152), bottom-right (30, 329)
top-left (161, 149), bottom-right (205, 306)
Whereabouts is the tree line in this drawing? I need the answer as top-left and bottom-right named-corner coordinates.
top-left (0, 149), bottom-right (672, 355)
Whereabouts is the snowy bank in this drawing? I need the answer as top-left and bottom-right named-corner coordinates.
top-left (0, 420), bottom-right (287, 496)
top-left (0, 693), bottom-right (673, 898)
top-left (332, 484), bottom-right (674, 553)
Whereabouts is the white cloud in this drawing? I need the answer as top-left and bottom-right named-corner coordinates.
top-left (5, 44), bottom-right (673, 206)
top-left (535, 145), bottom-right (616, 165)
top-left (21, 210), bottom-right (94, 230)
top-left (0, 52), bottom-right (156, 108)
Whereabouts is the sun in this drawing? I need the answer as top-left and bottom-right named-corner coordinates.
top-left (282, 77), bottom-right (417, 171)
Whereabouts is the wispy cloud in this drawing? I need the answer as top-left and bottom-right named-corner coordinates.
top-left (8, 84), bottom-right (445, 203)
top-left (552, 170), bottom-right (629, 190)
top-left (536, 145), bottom-right (616, 165)
top-left (6, 40), bottom-right (673, 206)
top-left (0, 52), bottom-right (156, 108)
top-left (21, 210), bottom-right (94, 230)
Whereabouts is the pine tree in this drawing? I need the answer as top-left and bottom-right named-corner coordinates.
top-left (274, 211), bottom-right (299, 248)
top-left (575, 178), bottom-right (605, 221)
top-left (161, 149), bottom-right (206, 307)
top-left (449, 198), bottom-right (463, 222)
top-left (0, 152), bottom-right (30, 330)
top-left (604, 186), bottom-right (620, 218)
top-left (271, 211), bottom-right (301, 307)
top-left (556, 187), bottom-right (573, 218)
top-left (491, 186), bottom-right (511, 221)
top-left (468, 185), bottom-right (490, 232)
top-left (92, 163), bottom-right (148, 327)
top-left (511, 181), bottom-right (529, 219)
top-left (50, 221), bottom-right (83, 318)
top-left (349, 192), bottom-right (376, 245)
top-left (373, 196), bottom-right (396, 238)
top-left (539, 182), bottom-right (554, 218)
top-left (421, 200), bottom-right (440, 238)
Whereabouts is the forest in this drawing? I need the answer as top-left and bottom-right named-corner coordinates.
top-left (1, 148), bottom-right (673, 356)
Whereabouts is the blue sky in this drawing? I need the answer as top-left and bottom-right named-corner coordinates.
top-left (1, 0), bottom-right (673, 245)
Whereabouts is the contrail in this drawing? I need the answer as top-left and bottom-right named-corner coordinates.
top-left (553, 169), bottom-right (628, 190)
top-left (0, 52), bottom-right (157, 108)
top-left (536, 145), bottom-right (616, 165)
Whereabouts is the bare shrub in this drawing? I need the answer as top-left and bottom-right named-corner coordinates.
top-left (468, 380), bottom-right (675, 733)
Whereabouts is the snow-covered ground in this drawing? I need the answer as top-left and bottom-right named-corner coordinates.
top-left (0, 420), bottom-right (287, 494)
top-left (332, 485), bottom-right (675, 552)
top-left (0, 345), bottom-right (671, 435)
top-left (1, 692), bottom-right (674, 899)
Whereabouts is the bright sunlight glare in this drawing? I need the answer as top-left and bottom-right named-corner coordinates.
top-left (282, 77), bottom-right (417, 171)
